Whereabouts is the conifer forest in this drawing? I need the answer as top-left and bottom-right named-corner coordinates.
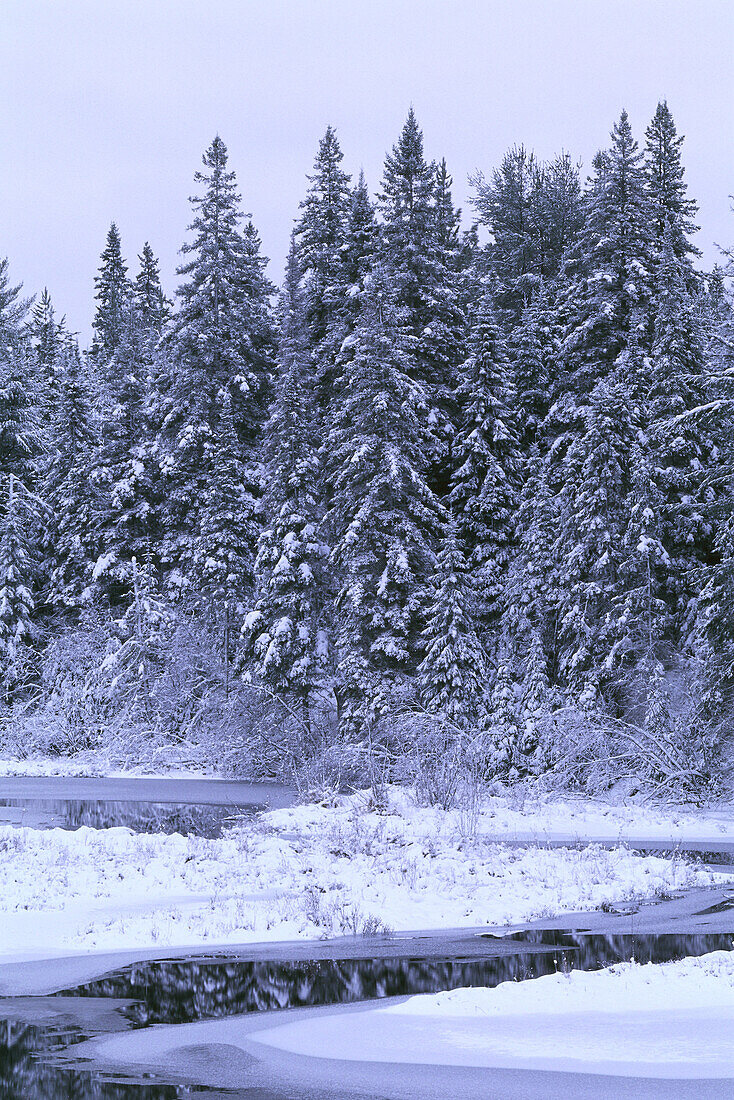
top-left (2, 104), bottom-right (733, 801)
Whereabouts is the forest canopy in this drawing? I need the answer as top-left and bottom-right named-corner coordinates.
top-left (1, 103), bottom-right (732, 802)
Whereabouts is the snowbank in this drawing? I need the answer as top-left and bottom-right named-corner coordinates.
top-left (384, 949), bottom-right (734, 1017)
top-left (292, 785), bottom-right (734, 846)
top-left (0, 757), bottom-right (211, 779)
top-left (252, 951), bottom-right (734, 1077)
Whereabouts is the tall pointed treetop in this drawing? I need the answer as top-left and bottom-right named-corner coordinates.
top-left (644, 101), bottom-right (700, 265)
top-left (93, 223), bottom-right (130, 358)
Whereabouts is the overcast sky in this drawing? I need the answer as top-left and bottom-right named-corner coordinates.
top-left (0, 0), bottom-right (731, 341)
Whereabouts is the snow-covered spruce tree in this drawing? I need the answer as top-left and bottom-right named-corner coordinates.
top-left (341, 170), bottom-right (378, 326)
top-left (687, 231), bottom-right (734, 765)
top-left (537, 112), bottom-right (654, 699)
top-left (0, 340), bottom-right (43, 488)
top-left (0, 257), bottom-right (31, 341)
top-left (449, 287), bottom-right (521, 627)
top-left (559, 111), bottom-right (654, 395)
top-left (502, 451), bottom-right (560, 752)
top-left (89, 304), bottom-right (160, 603)
top-left (92, 223), bottom-right (130, 360)
top-left (194, 390), bottom-right (257, 625)
top-left (0, 269), bottom-right (42, 674)
top-left (158, 135), bottom-right (275, 590)
top-left (508, 281), bottom-right (558, 451)
top-left (552, 378), bottom-right (636, 697)
top-left (31, 288), bottom-right (65, 384)
top-left (101, 555), bottom-right (171, 723)
top-left (417, 520), bottom-right (486, 728)
top-left (470, 148), bottom-right (582, 325)
top-left (644, 101), bottom-right (700, 276)
top-left (0, 474), bottom-right (36, 697)
top-left (614, 444), bottom-right (671, 673)
top-left (242, 243), bottom-right (329, 718)
top-left (41, 338), bottom-right (98, 610)
top-left (486, 656), bottom-right (521, 775)
top-left (645, 225), bottom-right (715, 621)
top-left (134, 242), bottom-right (170, 335)
top-left (327, 267), bottom-right (445, 730)
top-left (699, 507), bottom-right (734, 732)
top-left (378, 109), bottom-right (466, 489)
top-left (294, 126), bottom-right (351, 381)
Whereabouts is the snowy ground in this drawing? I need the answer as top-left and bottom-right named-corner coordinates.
top-left (274, 785), bottom-right (734, 847)
top-left (0, 756), bottom-right (211, 779)
top-left (250, 951), bottom-right (734, 1078)
top-left (0, 787), bottom-right (731, 967)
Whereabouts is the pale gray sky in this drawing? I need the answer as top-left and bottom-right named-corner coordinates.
top-left (0, 0), bottom-right (731, 340)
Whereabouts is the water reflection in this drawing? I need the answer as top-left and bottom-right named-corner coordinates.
top-left (62, 932), bottom-right (734, 1027)
top-left (1, 932), bottom-right (732, 1098)
top-left (0, 1017), bottom-right (186, 1098)
top-left (0, 799), bottom-right (255, 838)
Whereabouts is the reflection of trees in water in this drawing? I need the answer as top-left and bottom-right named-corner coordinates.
top-left (5, 933), bottom-right (733, 1097)
top-left (0, 799), bottom-right (250, 837)
top-left (0, 1019), bottom-right (180, 1099)
top-left (505, 930), bottom-right (734, 968)
top-left (65, 934), bottom-right (734, 1027)
top-left (56, 952), bottom-right (582, 1026)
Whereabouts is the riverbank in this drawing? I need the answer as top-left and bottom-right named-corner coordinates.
top-left (0, 784), bottom-right (731, 972)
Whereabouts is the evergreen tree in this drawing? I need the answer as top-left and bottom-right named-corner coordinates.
top-left (644, 101), bottom-right (700, 272)
top-left (0, 341), bottom-right (43, 491)
top-left (0, 258), bottom-right (30, 339)
top-left (378, 109), bottom-right (466, 483)
top-left (417, 521), bottom-right (486, 727)
top-left (470, 145), bottom-right (538, 322)
top-left (699, 508), bottom-right (734, 723)
top-left (194, 391), bottom-right (257, 616)
top-left (508, 282), bottom-right (557, 451)
top-left (503, 451), bottom-right (559, 726)
top-left (342, 170), bottom-right (378, 319)
top-left (295, 126), bottom-right (351, 350)
top-left (553, 379), bottom-right (635, 694)
top-left (486, 657), bottom-right (521, 773)
top-left (243, 245), bottom-right (329, 709)
top-left (41, 338), bottom-right (98, 609)
top-left (159, 136), bottom-right (275, 585)
top-left (560, 111), bottom-right (653, 394)
top-left (102, 555), bottom-right (171, 720)
top-left (471, 148), bottom-right (582, 323)
top-left (90, 305), bottom-right (159, 600)
top-left (134, 242), bottom-right (170, 334)
top-left (647, 225), bottom-right (715, 615)
top-left (327, 268), bottom-right (444, 727)
top-left (0, 474), bottom-right (35, 687)
top-left (535, 152), bottom-right (584, 283)
top-left (31, 288), bottom-right (65, 383)
top-left (614, 444), bottom-right (671, 675)
top-left (166, 135), bottom-right (274, 445)
top-left (450, 289), bottom-right (521, 624)
top-left (92, 223), bottom-right (130, 358)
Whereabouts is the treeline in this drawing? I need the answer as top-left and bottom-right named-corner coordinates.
top-left (1, 105), bottom-right (733, 795)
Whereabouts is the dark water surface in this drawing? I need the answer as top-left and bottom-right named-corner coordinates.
top-left (0, 798), bottom-right (256, 838)
top-left (1, 932), bottom-right (733, 1098)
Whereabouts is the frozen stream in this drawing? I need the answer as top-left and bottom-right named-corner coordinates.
top-left (2, 930), bottom-right (734, 1098)
top-left (0, 776), bottom-right (733, 1096)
